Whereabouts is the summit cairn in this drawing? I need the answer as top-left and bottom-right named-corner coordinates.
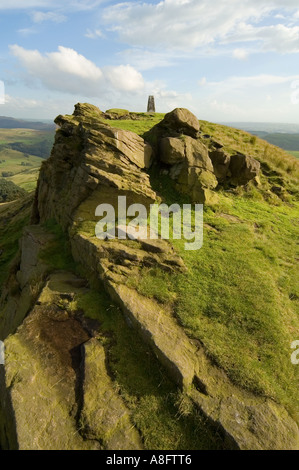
top-left (147, 95), bottom-right (155, 113)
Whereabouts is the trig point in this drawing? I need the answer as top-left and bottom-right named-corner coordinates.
top-left (147, 95), bottom-right (156, 113)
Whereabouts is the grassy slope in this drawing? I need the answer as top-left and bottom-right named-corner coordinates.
top-left (0, 128), bottom-right (54, 158)
top-left (101, 114), bottom-right (299, 422)
top-left (0, 178), bottom-right (26, 203)
top-left (103, 113), bottom-right (165, 136)
top-left (0, 128), bottom-right (54, 192)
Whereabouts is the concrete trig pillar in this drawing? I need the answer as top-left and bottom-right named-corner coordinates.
top-left (147, 95), bottom-right (155, 113)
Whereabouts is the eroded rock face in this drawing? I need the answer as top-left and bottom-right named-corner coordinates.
top-left (33, 103), bottom-right (156, 229)
top-left (0, 272), bottom-right (100, 450)
top-left (0, 272), bottom-right (143, 450)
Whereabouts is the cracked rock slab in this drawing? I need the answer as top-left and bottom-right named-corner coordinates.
top-left (80, 338), bottom-right (142, 450)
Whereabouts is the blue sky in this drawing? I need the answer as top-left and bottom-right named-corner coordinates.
top-left (1, 0), bottom-right (299, 122)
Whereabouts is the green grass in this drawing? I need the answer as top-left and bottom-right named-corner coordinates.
top-left (0, 178), bottom-right (26, 203)
top-left (0, 128), bottom-right (54, 159)
top-left (127, 191), bottom-right (299, 421)
top-left (0, 127), bottom-right (54, 192)
top-left (7, 167), bottom-right (40, 192)
top-left (0, 148), bottom-right (42, 176)
top-left (102, 113), bottom-right (165, 136)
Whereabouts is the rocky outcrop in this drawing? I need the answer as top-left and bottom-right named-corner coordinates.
top-left (145, 108), bottom-right (260, 202)
top-left (33, 103), bottom-right (156, 229)
top-left (0, 103), bottom-right (296, 451)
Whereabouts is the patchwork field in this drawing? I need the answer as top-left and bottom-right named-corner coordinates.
top-left (0, 127), bottom-right (54, 192)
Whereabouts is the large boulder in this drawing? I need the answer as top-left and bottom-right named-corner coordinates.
top-left (229, 153), bottom-right (261, 186)
top-left (162, 108), bottom-right (200, 138)
top-left (145, 108), bottom-right (200, 144)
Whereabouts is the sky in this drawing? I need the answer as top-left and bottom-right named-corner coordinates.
top-left (0, 0), bottom-right (299, 122)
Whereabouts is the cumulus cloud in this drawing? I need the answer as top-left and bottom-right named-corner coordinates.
top-left (105, 65), bottom-right (144, 91)
top-left (102, 0), bottom-right (299, 54)
top-left (10, 44), bottom-right (145, 97)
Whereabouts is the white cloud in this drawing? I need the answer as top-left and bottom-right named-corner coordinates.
top-left (224, 22), bottom-right (299, 54)
top-left (85, 28), bottom-right (104, 39)
top-left (9, 44), bottom-right (145, 97)
top-left (31, 11), bottom-right (67, 23)
top-left (102, 0), bottom-right (299, 54)
top-left (194, 73), bottom-right (299, 122)
top-left (104, 65), bottom-right (144, 91)
top-left (233, 48), bottom-right (248, 60)
top-left (4, 94), bottom-right (42, 108)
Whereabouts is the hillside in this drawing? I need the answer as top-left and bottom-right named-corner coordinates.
top-left (0, 128), bottom-right (55, 192)
top-left (0, 104), bottom-right (298, 450)
top-left (0, 179), bottom-right (26, 203)
top-left (219, 122), bottom-right (299, 159)
top-left (0, 116), bottom-right (55, 131)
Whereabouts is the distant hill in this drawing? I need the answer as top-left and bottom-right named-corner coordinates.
top-left (222, 122), bottom-right (299, 134)
top-left (248, 132), bottom-right (299, 151)
top-left (0, 116), bottom-right (55, 131)
top-left (0, 178), bottom-right (26, 202)
top-left (221, 122), bottom-right (299, 151)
